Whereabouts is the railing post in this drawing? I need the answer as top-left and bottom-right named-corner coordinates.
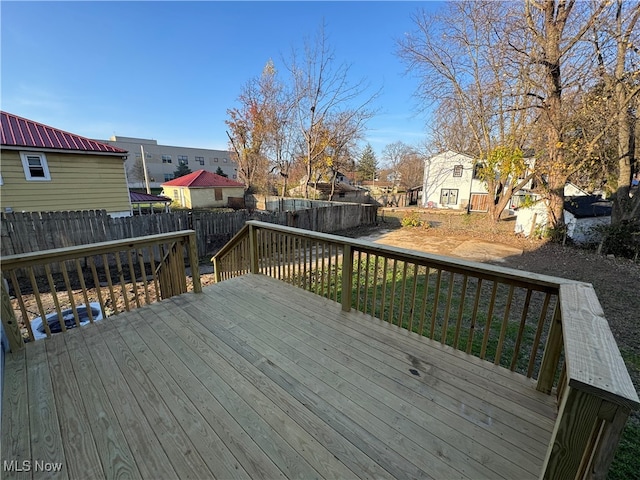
top-left (537, 302), bottom-right (563, 394)
top-left (1, 277), bottom-right (24, 352)
top-left (588, 404), bottom-right (632, 479)
top-left (187, 232), bottom-right (202, 293)
top-left (249, 224), bottom-right (259, 274)
top-left (340, 244), bottom-right (353, 312)
top-left (213, 257), bottom-right (221, 283)
top-left (541, 387), bottom-right (605, 480)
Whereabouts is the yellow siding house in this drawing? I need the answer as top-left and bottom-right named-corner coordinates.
top-left (161, 170), bottom-right (245, 209)
top-left (0, 111), bottom-right (132, 217)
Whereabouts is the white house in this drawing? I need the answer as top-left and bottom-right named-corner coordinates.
top-left (422, 151), bottom-right (488, 211)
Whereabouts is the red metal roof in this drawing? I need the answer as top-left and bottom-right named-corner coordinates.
top-left (161, 169), bottom-right (244, 188)
top-left (129, 191), bottom-right (171, 203)
top-left (0, 111), bottom-right (127, 154)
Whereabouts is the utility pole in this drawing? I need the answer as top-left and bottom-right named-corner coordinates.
top-left (141, 145), bottom-right (151, 194)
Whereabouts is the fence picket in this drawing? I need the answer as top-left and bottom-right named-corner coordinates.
top-left (1, 203), bottom-right (376, 259)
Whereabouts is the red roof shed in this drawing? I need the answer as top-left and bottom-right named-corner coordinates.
top-left (161, 170), bottom-right (244, 188)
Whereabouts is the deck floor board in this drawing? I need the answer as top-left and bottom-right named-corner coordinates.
top-left (207, 283), bottom-right (542, 477)
top-left (2, 274), bottom-right (557, 479)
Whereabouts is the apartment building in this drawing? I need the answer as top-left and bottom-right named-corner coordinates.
top-left (98, 136), bottom-right (238, 190)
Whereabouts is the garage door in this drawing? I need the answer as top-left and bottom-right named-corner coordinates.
top-left (470, 193), bottom-right (489, 212)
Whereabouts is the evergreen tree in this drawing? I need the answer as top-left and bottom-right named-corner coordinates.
top-left (173, 163), bottom-right (192, 178)
top-left (356, 144), bottom-right (378, 182)
top-left (215, 166), bottom-right (228, 178)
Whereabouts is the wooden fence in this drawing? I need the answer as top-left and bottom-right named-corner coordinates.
top-left (1, 203), bottom-right (377, 259)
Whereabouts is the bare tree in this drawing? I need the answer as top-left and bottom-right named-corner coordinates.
top-left (382, 141), bottom-right (410, 187)
top-left (398, 1), bottom-right (537, 221)
top-left (324, 112), bottom-right (360, 200)
top-left (288, 23), bottom-right (378, 198)
top-left (127, 158), bottom-right (146, 188)
top-left (521, 0), bottom-right (609, 228)
top-left (397, 148), bottom-right (425, 190)
top-left (258, 60), bottom-right (297, 196)
top-left (591, 0), bottom-right (640, 222)
top-left (226, 63), bottom-right (274, 192)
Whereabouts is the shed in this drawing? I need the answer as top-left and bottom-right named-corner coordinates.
top-left (563, 195), bottom-right (612, 244)
top-left (515, 195), bottom-right (612, 243)
top-left (161, 170), bottom-right (245, 209)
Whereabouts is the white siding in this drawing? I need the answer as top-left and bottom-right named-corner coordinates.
top-left (422, 151), bottom-right (486, 209)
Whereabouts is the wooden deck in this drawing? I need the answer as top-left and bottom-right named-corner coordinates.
top-left (2, 274), bottom-right (557, 479)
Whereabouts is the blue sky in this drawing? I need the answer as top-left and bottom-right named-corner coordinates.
top-left (1, 1), bottom-right (442, 160)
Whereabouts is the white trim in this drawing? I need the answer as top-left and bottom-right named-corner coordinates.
top-left (20, 152), bottom-right (51, 181)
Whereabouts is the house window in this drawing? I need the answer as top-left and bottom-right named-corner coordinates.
top-left (223, 158), bottom-right (228, 163)
top-left (214, 188), bottom-right (223, 201)
top-left (178, 155), bottom-right (188, 165)
top-left (453, 165), bottom-right (463, 177)
top-left (232, 174), bottom-right (237, 179)
top-left (135, 153), bottom-right (141, 159)
top-left (164, 173), bottom-right (174, 181)
top-left (195, 156), bottom-right (205, 165)
top-left (162, 155), bottom-right (172, 164)
top-left (20, 152), bottom-right (51, 181)
top-left (173, 189), bottom-right (179, 200)
top-left (440, 188), bottom-right (459, 205)
top-left (213, 157), bottom-right (219, 163)
top-left (473, 163), bottom-right (483, 179)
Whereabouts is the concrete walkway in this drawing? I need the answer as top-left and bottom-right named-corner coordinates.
top-left (358, 229), bottom-right (523, 264)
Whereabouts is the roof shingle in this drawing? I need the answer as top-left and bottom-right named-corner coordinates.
top-left (0, 111), bottom-right (127, 154)
top-left (162, 170), bottom-right (244, 188)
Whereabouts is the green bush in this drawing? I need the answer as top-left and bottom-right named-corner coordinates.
top-left (401, 211), bottom-right (428, 228)
top-left (593, 220), bottom-right (640, 259)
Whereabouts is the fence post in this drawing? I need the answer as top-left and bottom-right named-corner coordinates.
top-left (187, 232), bottom-right (202, 293)
top-left (249, 224), bottom-right (259, 274)
top-left (341, 244), bottom-right (353, 312)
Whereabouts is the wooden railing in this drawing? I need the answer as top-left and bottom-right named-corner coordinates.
top-left (212, 220), bottom-right (639, 480)
top-left (1, 230), bottom-right (201, 351)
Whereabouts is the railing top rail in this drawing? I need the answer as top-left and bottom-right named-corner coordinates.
top-left (560, 283), bottom-right (640, 409)
top-left (243, 220), bottom-right (574, 291)
top-left (211, 223), bottom-right (250, 260)
top-left (1, 229), bottom-right (197, 270)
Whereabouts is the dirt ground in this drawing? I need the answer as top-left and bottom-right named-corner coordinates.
top-left (339, 208), bottom-right (640, 397)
